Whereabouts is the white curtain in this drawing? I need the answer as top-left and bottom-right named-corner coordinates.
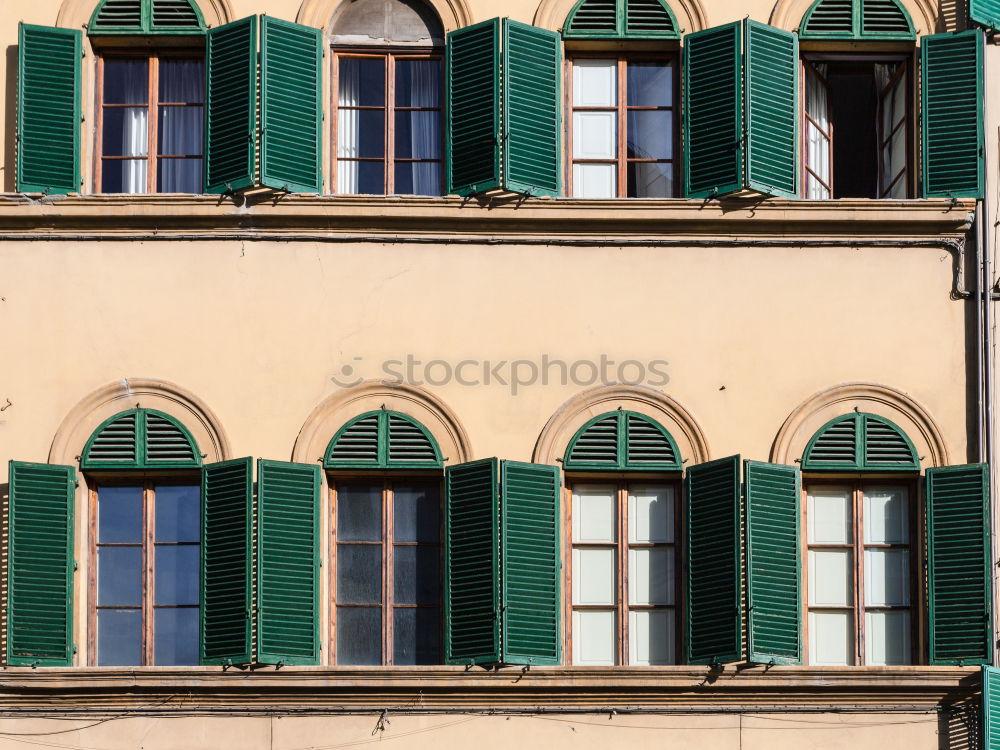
top-left (337, 61), bottom-right (361, 194)
top-left (804, 63), bottom-right (831, 200)
top-left (400, 61), bottom-right (440, 195)
top-left (121, 108), bottom-right (148, 193)
top-left (875, 63), bottom-right (907, 199)
top-left (157, 60), bottom-right (204, 193)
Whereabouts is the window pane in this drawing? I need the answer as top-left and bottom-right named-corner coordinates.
top-left (104, 59), bottom-right (148, 104)
top-left (154, 607), bottom-right (199, 665)
top-left (393, 545), bottom-right (439, 605)
top-left (159, 59), bottom-right (204, 103)
top-left (98, 546), bottom-right (142, 606)
top-left (158, 158), bottom-right (203, 193)
top-left (155, 545), bottom-right (200, 606)
top-left (337, 484), bottom-right (382, 541)
top-left (337, 606), bottom-right (381, 664)
top-left (628, 547), bottom-right (673, 605)
top-left (393, 607), bottom-right (440, 665)
top-left (808, 611), bottom-right (852, 665)
top-left (808, 487), bottom-right (852, 544)
top-left (627, 62), bottom-right (673, 107)
top-left (340, 110), bottom-right (385, 159)
top-left (155, 485), bottom-right (200, 543)
top-left (103, 108), bottom-right (149, 157)
top-left (339, 58), bottom-right (386, 107)
top-left (339, 160), bottom-right (385, 195)
top-left (395, 60), bottom-right (441, 107)
top-left (102, 159), bottom-right (148, 194)
top-left (626, 162), bottom-right (673, 198)
top-left (97, 609), bottom-right (142, 666)
top-left (573, 163), bottom-right (616, 198)
top-left (394, 162), bottom-right (441, 196)
top-left (865, 610), bottom-right (910, 665)
top-left (337, 544), bottom-right (382, 604)
top-left (864, 549), bottom-right (909, 607)
top-left (573, 59), bottom-right (616, 107)
top-left (864, 486), bottom-right (908, 544)
top-left (627, 110), bottom-right (672, 159)
top-left (808, 549), bottom-right (851, 607)
top-left (159, 107), bottom-right (203, 156)
top-left (572, 610), bottom-right (615, 665)
top-left (629, 609), bottom-right (674, 665)
top-left (628, 485), bottom-right (672, 543)
top-left (572, 485), bottom-right (615, 543)
top-left (98, 486), bottom-right (143, 543)
top-left (393, 484), bottom-right (440, 542)
top-left (395, 111), bottom-right (441, 159)
top-left (572, 547), bottom-right (615, 605)
top-left (573, 111), bottom-right (616, 159)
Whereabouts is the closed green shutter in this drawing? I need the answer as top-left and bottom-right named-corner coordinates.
top-left (985, 666), bottom-right (1000, 750)
top-left (17, 24), bottom-right (81, 194)
top-left (971, 0), bottom-right (1000, 29)
top-left (260, 16), bottom-right (323, 193)
top-left (500, 460), bottom-right (561, 665)
top-left (685, 455), bottom-right (742, 664)
top-left (201, 457), bottom-right (253, 665)
top-left (205, 16), bottom-right (258, 194)
top-left (745, 460), bottom-right (801, 665)
top-left (256, 459), bottom-right (320, 665)
top-left (7, 461), bottom-right (75, 666)
top-left (445, 458), bottom-right (501, 664)
top-left (921, 31), bottom-right (984, 199)
top-left (926, 463), bottom-right (992, 665)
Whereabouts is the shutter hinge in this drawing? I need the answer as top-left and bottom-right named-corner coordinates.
top-left (73, 560), bottom-right (78, 572)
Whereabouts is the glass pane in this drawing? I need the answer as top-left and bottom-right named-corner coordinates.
top-left (808, 549), bottom-right (851, 607)
top-left (337, 606), bottom-right (381, 664)
top-left (808, 611), bottom-right (852, 665)
top-left (572, 485), bottom-right (615, 543)
top-left (572, 609), bottom-right (615, 665)
top-left (155, 485), bottom-right (200, 543)
top-left (104, 59), bottom-right (148, 104)
top-left (337, 484), bottom-right (382, 541)
top-left (395, 111), bottom-right (441, 159)
top-left (573, 163), bottom-right (616, 198)
top-left (337, 544), bottom-right (382, 604)
top-left (573, 111), bottom-right (616, 159)
top-left (102, 159), bottom-right (148, 194)
top-left (393, 607), bottom-right (440, 665)
top-left (103, 107), bottom-right (149, 157)
top-left (338, 160), bottom-right (386, 195)
top-left (338, 110), bottom-right (384, 159)
top-left (393, 545), bottom-right (439, 605)
top-left (394, 162), bottom-right (442, 196)
top-left (393, 484), bottom-right (440, 542)
top-left (628, 609), bottom-right (674, 665)
top-left (628, 547), bottom-right (673, 605)
top-left (627, 110), bottom-right (672, 160)
top-left (808, 487), bottom-right (852, 544)
top-left (628, 485), bottom-right (672, 543)
top-left (864, 486), bottom-right (909, 544)
top-left (158, 158), bottom-right (203, 193)
top-left (865, 610), bottom-right (911, 665)
top-left (573, 59), bottom-right (616, 107)
top-left (159, 59), bottom-right (204, 103)
top-left (98, 546), bottom-right (142, 606)
top-left (158, 107), bottom-right (203, 156)
top-left (339, 58), bottom-right (386, 107)
top-left (395, 59), bottom-right (441, 107)
top-left (864, 549), bottom-right (909, 607)
top-left (154, 607), bottom-right (199, 665)
top-left (627, 62), bottom-right (673, 107)
top-left (98, 486), bottom-right (143, 543)
top-left (572, 547), bottom-right (615, 605)
top-left (626, 162), bottom-right (673, 198)
top-left (97, 609), bottom-right (142, 666)
top-left (155, 545), bottom-right (200, 605)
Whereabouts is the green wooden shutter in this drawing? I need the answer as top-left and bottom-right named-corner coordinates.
top-left (921, 31), bottom-right (984, 199)
top-left (685, 455), bottom-right (743, 664)
top-left (256, 459), bottom-right (320, 665)
top-left (744, 460), bottom-right (801, 665)
top-left (446, 19), bottom-right (501, 196)
top-left (7, 461), bottom-right (75, 666)
top-left (972, 0), bottom-right (1000, 29)
top-left (17, 24), bottom-right (81, 194)
top-left (926, 463), bottom-right (992, 665)
top-left (205, 16), bottom-right (258, 194)
top-left (985, 666), bottom-right (1000, 750)
top-left (444, 458), bottom-right (501, 664)
top-left (260, 16), bottom-right (322, 193)
top-left (500, 460), bottom-right (561, 665)
top-left (201, 457), bottom-right (253, 665)
top-left (502, 20), bottom-right (561, 196)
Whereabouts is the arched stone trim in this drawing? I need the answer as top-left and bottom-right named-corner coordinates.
top-left (56, 0), bottom-right (232, 29)
top-left (770, 382), bottom-right (949, 469)
top-left (296, 0), bottom-right (471, 34)
top-left (292, 381), bottom-right (472, 467)
top-left (532, 385), bottom-right (710, 467)
top-left (533, 0), bottom-right (707, 34)
top-left (768, 0), bottom-right (935, 35)
top-left (49, 378), bottom-right (230, 467)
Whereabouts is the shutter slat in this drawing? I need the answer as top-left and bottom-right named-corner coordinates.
top-left (971, 0), bottom-right (1000, 29)
top-left (746, 21), bottom-right (798, 197)
top-left (387, 414), bottom-right (441, 464)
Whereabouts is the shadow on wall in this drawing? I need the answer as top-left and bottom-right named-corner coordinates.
top-left (939, 697), bottom-right (982, 750)
top-left (0, 482), bottom-right (8, 666)
top-left (937, 0), bottom-right (967, 31)
top-left (5, 46), bottom-right (15, 193)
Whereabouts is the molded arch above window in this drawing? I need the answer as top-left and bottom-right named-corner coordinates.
top-left (799, 0), bottom-right (914, 39)
top-left (81, 407), bottom-right (202, 469)
top-left (800, 411), bottom-right (919, 471)
top-left (563, 0), bottom-right (680, 39)
top-left (331, 0), bottom-right (444, 45)
top-left (88, 0), bottom-right (206, 34)
top-left (563, 409), bottom-right (682, 470)
top-left (324, 409), bottom-right (443, 469)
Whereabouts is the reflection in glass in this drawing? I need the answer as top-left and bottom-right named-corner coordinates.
top-left (97, 609), bottom-right (142, 666)
top-left (98, 486), bottom-right (143, 543)
top-left (337, 484), bottom-right (382, 541)
top-left (337, 544), bottom-right (382, 604)
top-left (393, 484), bottom-right (439, 542)
top-left (155, 485), bottom-right (200, 542)
top-left (98, 546), bottom-right (142, 606)
top-left (393, 608), bottom-right (439, 665)
top-left (337, 606), bottom-right (381, 664)
top-left (155, 546), bottom-right (201, 605)
top-left (393, 546), bottom-right (439, 605)
top-left (154, 608), bottom-right (199, 665)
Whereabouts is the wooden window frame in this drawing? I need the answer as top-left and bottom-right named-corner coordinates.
top-left (94, 47), bottom-right (205, 194)
top-left (801, 476), bottom-right (921, 666)
top-left (565, 52), bottom-right (680, 199)
top-left (565, 476), bottom-right (682, 665)
top-left (331, 48), bottom-right (444, 196)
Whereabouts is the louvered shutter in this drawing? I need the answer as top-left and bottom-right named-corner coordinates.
top-left (500, 460), bottom-right (561, 665)
top-left (445, 458), bottom-right (501, 664)
top-left (205, 16), bottom-right (258, 194)
top-left (567, 0), bottom-right (618, 35)
top-left (626, 0), bottom-right (678, 35)
top-left (971, 0), bottom-right (1000, 29)
top-left (921, 31), bottom-right (984, 199)
top-left (260, 16), bottom-right (323, 194)
top-left (861, 0), bottom-right (913, 35)
top-left (256, 460), bottom-right (320, 665)
top-left (151, 0), bottom-right (203, 30)
top-left (386, 413), bottom-right (441, 465)
top-left (17, 24), bottom-right (81, 194)
top-left (201, 457), bottom-right (253, 665)
top-left (926, 463), bottom-right (992, 665)
top-left (144, 410), bottom-right (199, 465)
top-left (90, 0), bottom-right (144, 32)
top-left (800, 0), bottom-right (854, 36)
top-left (985, 666), bottom-right (1000, 750)
top-left (685, 455), bottom-right (743, 664)
top-left (83, 410), bottom-right (138, 466)
top-left (7, 461), bottom-right (75, 666)
top-left (745, 460), bottom-right (801, 665)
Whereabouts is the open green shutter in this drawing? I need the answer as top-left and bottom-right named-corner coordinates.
top-left (205, 16), bottom-right (258, 194)
top-left (444, 458), bottom-right (501, 664)
top-left (260, 16), bottom-right (323, 193)
top-left (7, 461), bottom-right (75, 666)
top-left (971, 0), bottom-right (1000, 29)
top-left (745, 460), bottom-right (801, 665)
top-left (201, 457), bottom-right (253, 665)
top-left (985, 666), bottom-right (1000, 750)
top-left (926, 463), bottom-right (992, 665)
top-left (256, 459), bottom-right (320, 665)
top-left (685, 455), bottom-right (742, 664)
top-left (502, 20), bottom-right (561, 196)
top-left (500, 460), bottom-right (561, 665)
top-left (921, 31), bottom-right (984, 199)
top-left (17, 24), bottom-right (81, 194)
